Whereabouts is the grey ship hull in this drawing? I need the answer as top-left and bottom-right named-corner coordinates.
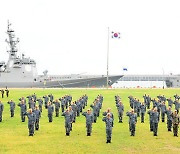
top-left (0, 75), bottom-right (123, 88)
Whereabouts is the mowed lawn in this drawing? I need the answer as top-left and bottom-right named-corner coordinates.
top-left (0, 88), bottom-right (180, 154)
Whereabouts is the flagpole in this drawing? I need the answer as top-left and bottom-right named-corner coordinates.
top-left (107, 27), bottom-right (109, 89)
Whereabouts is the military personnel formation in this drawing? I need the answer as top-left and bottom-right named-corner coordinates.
top-left (127, 94), bottom-right (180, 137)
top-left (0, 92), bottom-right (180, 143)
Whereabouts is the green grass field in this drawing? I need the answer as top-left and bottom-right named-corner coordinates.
top-left (0, 88), bottom-right (180, 154)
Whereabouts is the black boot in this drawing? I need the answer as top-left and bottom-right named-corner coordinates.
top-left (154, 133), bottom-right (157, 136)
top-left (66, 133), bottom-right (69, 136)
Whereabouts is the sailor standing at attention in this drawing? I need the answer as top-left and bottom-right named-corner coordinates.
top-left (18, 100), bottom-right (27, 122)
top-left (172, 110), bottom-right (180, 137)
top-left (152, 107), bottom-right (159, 136)
top-left (5, 88), bottom-right (9, 98)
top-left (7, 100), bottom-right (15, 117)
top-left (1, 89), bottom-right (4, 98)
top-left (102, 113), bottom-right (113, 143)
top-left (62, 109), bottom-right (73, 136)
top-left (24, 108), bottom-right (36, 136)
top-left (126, 109), bottom-right (137, 136)
top-left (47, 102), bottom-right (54, 122)
top-left (34, 106), bottom-right (41, 131)
top-left (0, 100), bottom-right (4, 122)
top-left (82, 109), bottom-right (94, 136)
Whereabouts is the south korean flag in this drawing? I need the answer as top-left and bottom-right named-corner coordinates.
top-left (111, 32), bottom-right (120, 39)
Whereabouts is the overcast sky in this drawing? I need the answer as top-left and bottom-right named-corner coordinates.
top-left (0, 0), bottom-right (180, 75)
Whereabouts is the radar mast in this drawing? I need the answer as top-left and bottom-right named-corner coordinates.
top-left (5, 20), bottom-right (19, 60)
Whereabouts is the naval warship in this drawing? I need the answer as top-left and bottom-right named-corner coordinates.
top-left (0, 22), bottom-right (123, 88)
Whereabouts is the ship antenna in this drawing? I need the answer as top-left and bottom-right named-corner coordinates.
top-left (6, 20), bottom-right (19, 59)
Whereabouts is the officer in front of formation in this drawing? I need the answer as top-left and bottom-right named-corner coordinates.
top-left (5, 88), bottom-right (9, 97)
top-left (172, 110), bottom-right (180, 137)
top-left (7, 100), bottom-right (16, 117)
top-left (34, 106), bottom-right (41, 131)
top-left (126, 109), bottom-right (137, 136)
top-left (24, 108), bottom-right (36, 136)
top-left (102, 113), bottom-right (113, 143)
top-left (0, 100), bottom-right (4, 122)
top-left (62, 109), bottom-right (73, 136)
top-left (1, 89), bottom-right (4, 98)
top-left (47, 102), bottom-right (54, 122)
top-left (82, 109), bottom-right (94, 136)
top-left (18, 100), bottom-right (27, 122)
